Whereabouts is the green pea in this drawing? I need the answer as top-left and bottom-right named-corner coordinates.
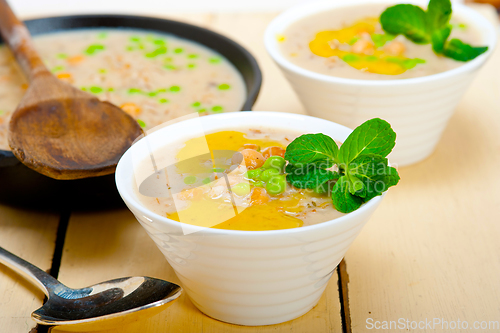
top-left (211, 105), bottom-right (223, 113)
top-left (266, 175), bottom-right (286, 196)
top-left (262, 156), bottom-right (286, 172)
top-left (85, 44), bottom-right (105, 55)
top-left (51, 66), bottom-right (64, 73)
top-left (174, 48), bottom-right (184, 53)
top-left (128, 88), bottom-right (142, 94)
top-left (246, 168), bottom-right (263, 180)
top-left (90, 86), bottom-right (103, 94)
top-left (137, 119), bottom-right (146, 128)
top-left (209, 57), bottom-right (221, 64)
top-left (146, 47), bottom-right (167, 58)
top-left (192, 101), bottom-right (201, 107)
top-left (259, 168), bottom-right (280, 182)
top-left (231, 182), bottom-right (251, 196)
top-left (218, 83), bottom-right (230, 90)
top-left (252, 180), bottom-right (265, 187)
top-left (169, 86), bottom-right (180, 92)
top-left (159, 98), bottom-right (169, 104)
top-left (187, 63), bottom-right (196, 69)
top-left (184, 176), bottom-right (197, 185)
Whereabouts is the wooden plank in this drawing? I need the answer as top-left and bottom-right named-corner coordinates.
top-left (0, 205), bottom-right (59, 333)
top-left (53, 209), bottom-right (343, 333)
top-left (345, 5), bottom-right (500, 333)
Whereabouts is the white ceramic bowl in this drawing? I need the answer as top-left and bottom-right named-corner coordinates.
top-left (115, 112), bottom-right (385, 326)
top-left (264, 0), bottom-right (497, 166)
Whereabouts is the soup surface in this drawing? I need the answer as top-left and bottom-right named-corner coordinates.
top-left (136, 129), bottom-right (344, 231)
top-left (0, 29), bottom-right (246, 151)
top-left (278, 4), bottom-right (482, 79)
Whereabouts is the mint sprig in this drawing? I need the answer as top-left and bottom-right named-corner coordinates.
top-left (380, 0), bottom-right (488, 62)
top-left (284, 118), bottom-right (400, 214)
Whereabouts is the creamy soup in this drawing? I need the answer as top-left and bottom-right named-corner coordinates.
top-left (136, 129), bottom-right (344, 231)
top-left (278, 4), bottom-right (482, 79)
top-left (0, 29), bottom-right (246, 151)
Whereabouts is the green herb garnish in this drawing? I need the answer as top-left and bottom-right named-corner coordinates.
top-left (284, 118), bottom-right (400, 213)
top-left (380, 0), bottom-right (487, 61)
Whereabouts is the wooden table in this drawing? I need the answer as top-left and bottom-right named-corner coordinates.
top-left (1, 6), bottom-right (499, 333)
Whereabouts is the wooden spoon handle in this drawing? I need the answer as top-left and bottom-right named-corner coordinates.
top-left (0, 0), bottom-right (49, 81)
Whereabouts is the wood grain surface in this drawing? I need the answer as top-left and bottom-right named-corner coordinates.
top-left (0, 206), bottom-right (59, 333)
top-left (0, 5), bottom-right (498, 333)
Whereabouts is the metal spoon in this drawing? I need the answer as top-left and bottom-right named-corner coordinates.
top-left (0, 246), bottom-right (182, 331)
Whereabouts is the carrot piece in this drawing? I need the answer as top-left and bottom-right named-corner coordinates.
top-left (56, 73), bottom-right (73, 83)
top-left (120, 103), bottom-right (142, 117)
top-left (67, 55), bottom-right (85, 65)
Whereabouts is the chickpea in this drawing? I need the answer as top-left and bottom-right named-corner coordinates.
top-left (231, 149), bottom-right (265, 170)
top-left (351, 39), bottom-right (375, 55)
top-left (251, 187), bottom-right (270, 205)
top-left (261, 146), bottom-right (286, 159)
top-left (242, 143), bottom-right (260, 151)
top-left (383, 41), bottom-right (406, 56)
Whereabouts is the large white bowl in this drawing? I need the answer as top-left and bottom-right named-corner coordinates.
top-left (264, 0), bottom-right (497, 166)
top-left (115, 112), bottom-right (385, 326)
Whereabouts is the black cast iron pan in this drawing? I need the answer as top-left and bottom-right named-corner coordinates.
top-left (0, 14), bottom-right (262, 210)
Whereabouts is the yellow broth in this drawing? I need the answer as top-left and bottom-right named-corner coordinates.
top-left (136, 129), bottom-right (345, 231)
top-left (278, 4), bottom-right (482, 79)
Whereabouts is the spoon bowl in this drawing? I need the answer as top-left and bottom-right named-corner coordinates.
top-left (0, 246), bottom-right (182, 331)
top-left (8, 74), bottom-right (144, 180)
top-left (0, 0), bottom-right (143, 180)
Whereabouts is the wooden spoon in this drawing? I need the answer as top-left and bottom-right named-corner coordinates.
top-left (0, 0), bottom-right (143, 180)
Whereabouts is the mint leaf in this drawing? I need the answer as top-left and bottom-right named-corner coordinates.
top-left (346, 154), bottom-right (400, 200)
top-left (380, 4), bottom-right (430, 44)
top-left (357, 166), bottom-right (400, 201)
top-left (284, 133), bottom-right (338, 167)
top-left (286, 163), bottom-right (339, 189)
top-left (347, 154), bottom-right (389, 178)
top-left (431, 26), bottom-right (451, 53)
top-left (338, 118), bottom-right (396, 166)
top-left (443, 39), bottom-right (488, 61)
top-left (331, 176), bottom-right (363, 213)
top-left (427, 0), bottom-right (452, 31)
